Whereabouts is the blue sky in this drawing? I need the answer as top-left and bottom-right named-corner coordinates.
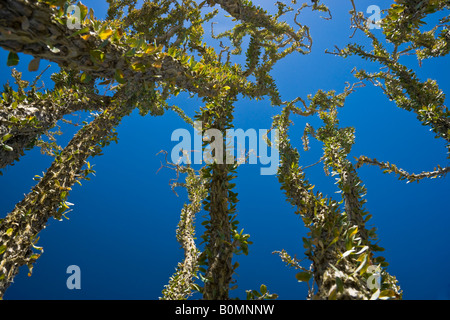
top-left (0, 1), bottom-right (449, 300)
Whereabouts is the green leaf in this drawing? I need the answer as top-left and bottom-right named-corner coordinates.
top-left (191, 283), bottom-right (202, 292)
top-left (167, 46), bottom-right (176, 57)
top-left (302, 237), bottom-right (311, 249)
top-left (131, 62), bottom-right (146, 72)
top-left (390, 5), bottom-right (405, 14)
top-left (379, 289), bottom-right (397, 299)
top-left (68, 26), bottom-right (90, 38)
top-left (0, 245), bottom-right (6, 255)
top-left (114, 69), bottom-right (125, 84)
top-left (355, 253), bottom-right (369, 275)
top-left (348, 226), bottom-right (358, 238)
top-left (78, 2), bottom-right (88, 21)
top-left (90, 50), bottom-right (105, 63)
top-left (328, 235), bottom-right (339, 248)
top-left (260, 284), bottom-right (267, 295)
top-left (28, 58), bottom-right (41, 72)
top-left (98, 28), bottom-right (113, 40)
top-left (371, 244), bottom-right (385, 252)
top-left (80, 72), bottom-right (87, 83)
top-left (295, 271), bottom-right (312, 282)
top-left (125, 48), bottom-right (136, 57)
top-left (6, 228), bottom-right (13, 236)
top-left (252, 290), bottom-right (261, 297)
top-left (88, 8), bottom-right (95, 20)
top-left (2, 133), bottom-right (12, 142)
top-left (29, 253), bottom-right (40, 260)
top-left (7, 52), bottom-right (19, 67)
top-left (336, 277), bottom-right (344, 293)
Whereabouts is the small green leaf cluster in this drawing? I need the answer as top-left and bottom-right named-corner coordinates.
top-left (246, 284), bottom-right (278, 300)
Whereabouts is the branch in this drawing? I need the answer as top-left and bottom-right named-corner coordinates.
top-left (355, 156), bottom-right (450, 183)
top-left (0, 0), bottom-right (228, 98)
top-left (0, 70), bottom-right (111, 171)
top-left (160, 161), bottom-right (207, 300)
top-left (0, 95), bottom-right (129, 298)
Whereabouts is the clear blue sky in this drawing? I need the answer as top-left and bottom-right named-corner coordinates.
top-left (1, 1), bottom-right (449, 300)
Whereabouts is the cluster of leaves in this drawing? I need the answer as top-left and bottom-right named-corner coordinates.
top-left (330, 0), bottom-right (450, 172)
top-left (272, 86), bottom-right (401, 300)
top-left (382, 0), bottom-right (450, 59)
top-left (209, 0), bottom-right (320, 104)
top-left (245, 284), bottom-right (278, 300)
top-left (0, 67), bottom-right (109, 172)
